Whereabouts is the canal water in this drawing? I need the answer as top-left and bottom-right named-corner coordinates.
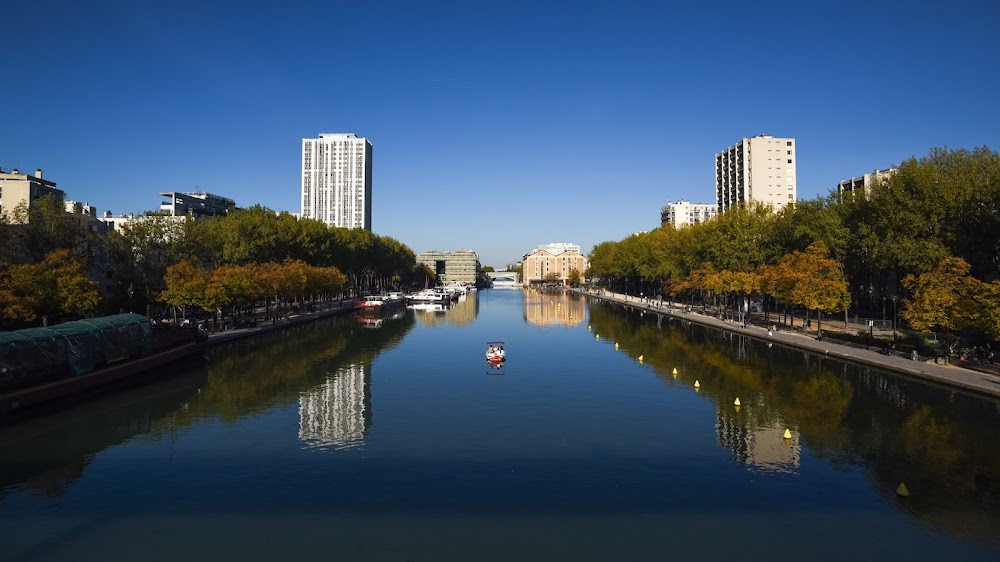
top-left (1, 289), bottom-right (999, 561)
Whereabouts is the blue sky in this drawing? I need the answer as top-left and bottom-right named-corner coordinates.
top-left (3, 0), bottom-right (998, 268)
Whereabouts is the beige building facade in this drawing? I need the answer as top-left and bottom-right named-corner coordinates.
top-left (716, 135), bottom-right (796, 213)
top-left (415, 249), bottom-right (482, 285)
top-left (0, 168), bottom-right (64, 222)
top-left (522, 248), bottom-right (587, 286)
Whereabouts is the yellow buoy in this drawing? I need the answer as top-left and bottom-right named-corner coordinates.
top-left (783, 428), bottom-right (792, 439)
top-left (693, 380), bottom-right (700, 388)
top-left (638, 355), bottom-right (644, 362)
top-left (614, 342), bottom-right (619, 350)
top-left (896, 483), bottom-right (910, 497)
top-left (595, 334), bottom-right (600, 340)
top-left (672, 367), bottom-right (678, 374)
top-left (734, 397), bottom-right (741, 406)
top-left (588, 325), bottom-right (592, 331)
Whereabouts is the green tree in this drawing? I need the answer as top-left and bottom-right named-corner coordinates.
top-left (765, 242), bottom-right (850, 336)
top-left (567, 268), bottom-right (582, 287)
top-left (901, 257), bottom-right (979, 340)
top-left (8, 194), bottom-right (88, 263)
top-left (974, 281), bottom-right (1000, 340)
top-left (0, 249), bottom-right (99, 326)
top-left (159, 259), bottom-right (211, 320)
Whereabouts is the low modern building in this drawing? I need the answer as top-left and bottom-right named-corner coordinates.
top-left (0, 168), bottom-right (64, 222)
top-left (522, 246), bottom-right (587, 286)
top-left (159, 191), bottom-right (236, 218)
top-left (415, 249), bottom-right (482, 285)
top-left (837, 168), bottom-right (897, 198)
top-left (65, 200), bottom-right (110, 234)
top-left (660, 200), bottom-right (718, 228)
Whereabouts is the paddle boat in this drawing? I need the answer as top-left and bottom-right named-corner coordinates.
top-left (486, 341), bottom-right (506, 365)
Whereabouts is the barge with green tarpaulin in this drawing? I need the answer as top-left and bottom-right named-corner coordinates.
top-left (0, 313), bottom-right (206, 420)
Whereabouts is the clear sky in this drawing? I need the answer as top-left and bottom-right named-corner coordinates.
top-left (3, 0), bottom-right (999, 268)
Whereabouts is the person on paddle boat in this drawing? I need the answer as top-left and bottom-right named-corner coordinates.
top-left (497, 346), bottom-right (505, 358)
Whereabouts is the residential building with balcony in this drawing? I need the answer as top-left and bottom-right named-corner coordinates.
top-left (716, 135), bottom-right (796, 213)
top-left (660, 200), bottom-right (718, 228)
top-left (837, 168), bottom-right (897, 198)
top-left (159, 191), bottom-right (236, 218)
top-left (301, 133), bottom-right (373, 230)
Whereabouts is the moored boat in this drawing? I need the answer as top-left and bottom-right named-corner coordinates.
top-left (406, 289), bottom-right (449, 305)
top-left (358, 294), bottom-right (406, 310)
top-left (0, 313), bottom-right (207, 420)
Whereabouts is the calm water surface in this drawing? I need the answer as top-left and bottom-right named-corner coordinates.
top-left (2, 289), bottom-right (999, 561)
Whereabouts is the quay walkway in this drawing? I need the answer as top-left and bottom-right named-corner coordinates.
top-left (574, 289), bottom-right (1000, 399)
top-left (206, 298), bottom-right (360, 346)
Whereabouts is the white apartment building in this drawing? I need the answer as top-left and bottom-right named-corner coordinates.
top-left (837, 167), bottom-right (896, 197)
top-left (716, 135), bottom-right (796, 212)
top-left (301, 133), bottom-right (373, 230)
top-left (660, 200), bottom-right (718, 228)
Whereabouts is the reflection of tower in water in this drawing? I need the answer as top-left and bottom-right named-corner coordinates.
top-left (716, 407), bottom-right (800, 474)
top-left (298, 363), bottom-right (372, 450)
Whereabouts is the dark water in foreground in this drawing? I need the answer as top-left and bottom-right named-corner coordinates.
top-left (1, 289), bottom-right (999, 561)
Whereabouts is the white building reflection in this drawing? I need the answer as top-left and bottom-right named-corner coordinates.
top-left (716, 409), bottom-right (800, 474)
top-left (299, 363), bottom-right (372, 450)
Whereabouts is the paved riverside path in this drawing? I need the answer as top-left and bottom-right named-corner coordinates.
top-left (205, 299), bottom-right (359, 346)
top-left (574, 289), bottom-right (1000, 399)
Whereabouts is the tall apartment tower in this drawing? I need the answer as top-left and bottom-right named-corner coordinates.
top-left (716, 135), bottom-right (796, 213)
top-left (301, 133), bottom-right (373, 230)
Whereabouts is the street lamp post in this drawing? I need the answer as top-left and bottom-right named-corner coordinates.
top-left (892, 295), bottom-right (898, 341)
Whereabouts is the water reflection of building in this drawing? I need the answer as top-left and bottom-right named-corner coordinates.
top-left (299, 363), bottom-right (372, 450)
top-left (716, 409), bottom-right (800, 474)
top-left (413, 293), bottom-right (477, 326)
top-left (523, 292), bottom-right (585, 327)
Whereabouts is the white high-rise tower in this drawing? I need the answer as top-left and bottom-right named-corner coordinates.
top-left (301, 133), bottom-right (373, 229)
top-left (716, 135), bottom-right (796, 213)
